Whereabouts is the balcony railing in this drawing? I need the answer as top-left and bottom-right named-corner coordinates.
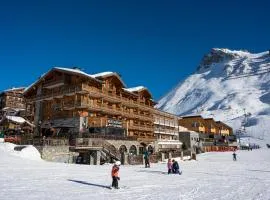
top-left (43, 79), bottom-right (65, 89)
top-left (128, 124), bottom-right (154, 132)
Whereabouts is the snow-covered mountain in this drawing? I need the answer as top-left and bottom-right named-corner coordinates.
top-left (157, 48), bottom-right (270, 142)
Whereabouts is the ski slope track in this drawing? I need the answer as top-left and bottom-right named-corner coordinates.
top-left (157, 48), bottom-right (270, 143)
top-left (0, 142), bottom-right (270, 200)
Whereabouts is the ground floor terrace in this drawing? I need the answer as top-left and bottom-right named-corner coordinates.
top-left (20, 135), bottom-right (182, 165)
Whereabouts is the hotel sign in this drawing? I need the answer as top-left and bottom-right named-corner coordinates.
top-left (107, 119), bottom-right (122, 128)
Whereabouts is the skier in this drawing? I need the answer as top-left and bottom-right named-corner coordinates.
top-left (111, 161), bottom-right (121, 189)
top-left (144, 151), bottom-right (150, 168)
top-left (167, 159), bottom-right (173, 174)
top-left (172, 159), bottom-right (182, 175)
top-left (232, 151), bottom-right (237, 161)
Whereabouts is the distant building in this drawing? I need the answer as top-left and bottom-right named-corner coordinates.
top-left (153, 109), bottom-right (182, 153)
top-left (179, 115), bottom-right (235, 152)
top-left (0, 87), bottom-right (34, 137)
top-left (0, 87), bottom-right (26, 116)
top-left (179, 115), bottom-right (207, 134)
top-left (178, 131), bottom-right (200, 154)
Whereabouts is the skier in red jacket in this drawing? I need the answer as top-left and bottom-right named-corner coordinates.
top-left (111, 161), bottom-right (121, 189)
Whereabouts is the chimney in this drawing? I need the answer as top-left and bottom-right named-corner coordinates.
top-left (73, 67), bottom-right (81, 71)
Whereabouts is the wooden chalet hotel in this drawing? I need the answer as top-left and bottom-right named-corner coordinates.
top-left (23, 67), bottom-right (183, 164)
top-left (24, 67), bottom-right (155, 141)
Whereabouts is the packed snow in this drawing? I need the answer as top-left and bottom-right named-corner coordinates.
top-left (157, 48), bottom-right (270, 143)
top-left (1, 142), bottom-right (270, 200)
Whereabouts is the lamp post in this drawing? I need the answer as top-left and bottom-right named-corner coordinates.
top-left (38, 120), bottom-right (42, 139)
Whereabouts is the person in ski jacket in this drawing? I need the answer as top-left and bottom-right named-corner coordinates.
top-left (232, 151), bottom-right (237, 161)
top-left (144, 151), bottom-right (150, 168)
top-left (167, 159), bottom-right (173, 174)
top-left (111, 161), bottom-right (121, 189)
top-left (172, 160), bottom-right (181, 174)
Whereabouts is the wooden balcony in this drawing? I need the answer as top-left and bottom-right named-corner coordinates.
top-left (43, 79), bottom-right (65, 89)
top-left (31, 84), bottom-right (89, 102)
top-left (128, 124), bottom-right (154, 132)
top-left (154, 128), bottom-right (178, 135)
top-left (63, 102), bottom-right (75, 110)
top-left (29, 84), bottom-right (154, 112)
top-left (220, 130), bottom-right (230, 135)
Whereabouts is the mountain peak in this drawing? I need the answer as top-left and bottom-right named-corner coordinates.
top-left (197, 48), bottom-right (268, 72)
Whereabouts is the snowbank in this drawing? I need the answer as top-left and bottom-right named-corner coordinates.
top-left (0, 142), bottom-right (41, 161)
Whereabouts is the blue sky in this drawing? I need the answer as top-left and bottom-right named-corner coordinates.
top-left (0, 0), bottom-right (269, 99)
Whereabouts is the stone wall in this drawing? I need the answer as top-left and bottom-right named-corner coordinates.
top-left (40, 145), bottom-right (78, 163)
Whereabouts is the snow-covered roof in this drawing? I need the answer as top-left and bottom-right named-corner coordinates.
top-left (93, 71), bottom-right (127, 87)
top-left (92, 72), bottom-right (115, 78)
top-left (124, 86), bottom-right (153, 98)
top-left (24, 67), bottom-right (101, 94)
top-left (6, 116), bottom-right (26, 124)
top-left (54, 67), bottom-right (97, 79)
top-left (2, 107), bottom-right (25, 112)
top-left (4, 87), bottom-right (25, 92)
top-left (181, 115), bottom-right (203, 119)
top-left (5, 116), bottom-right (35, 127)
top-left (124, 86), bottom-right (146, 92)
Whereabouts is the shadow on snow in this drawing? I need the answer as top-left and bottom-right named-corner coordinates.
top-left (136, 170), bottom-right (167, 175)
top-left (68, 179), bottom-right (111, 189)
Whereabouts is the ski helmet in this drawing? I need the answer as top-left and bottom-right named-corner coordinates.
top-left (115, 161), bottom-right (121, 166)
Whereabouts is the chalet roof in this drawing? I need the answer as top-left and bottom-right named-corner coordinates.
top-left (24, 67), bottom-right (101, 95)
top-left (181, 115), bottom-right (203, 119)
top-left (125, 86), bottom-right (145, 92)
top-left (92, 71), bottom-right (115, 78)
top-left (54, 67), bottom-right (98, 80)
top-left (124, 86), bottom-right (153, 100)
top-left (4, 116), bottom-right (35, 127)
top-left (205, 118), bottom-right (215, 121)
top-left (121, 88), bottom-right (138, 97)
top-left (2, 107), bottom-right (25, 112)
top-left (93, 72), bottom-right (127, 87)
top-left (216, 121), bottom-right (232, 129)
top-left (4, 87), bottom-right (25, 93)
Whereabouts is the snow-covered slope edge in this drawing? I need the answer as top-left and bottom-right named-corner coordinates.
top-left (157, 48), bottom-right (270, 143)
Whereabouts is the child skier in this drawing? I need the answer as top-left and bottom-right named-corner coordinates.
top-left (167, 159), bottom-right (173, 174)
top-left (111, 161), bottom-right (121, 189)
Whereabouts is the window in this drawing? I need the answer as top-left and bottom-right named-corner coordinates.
top-left (192, 122), bottom-right (199, 128)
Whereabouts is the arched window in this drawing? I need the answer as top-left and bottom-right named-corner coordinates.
top-left (129, 145), bottom-right (137, 155)
top-left (119, 145), bottom-right (127, 153)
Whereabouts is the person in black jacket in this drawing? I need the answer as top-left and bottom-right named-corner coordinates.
top-left (232, 151), bottom-right (237, 161)
top-left (172, 160), bottom-right (182, 175)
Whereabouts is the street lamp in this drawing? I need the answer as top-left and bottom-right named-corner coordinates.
top-left (38, 120), bottom-right (42, 139)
